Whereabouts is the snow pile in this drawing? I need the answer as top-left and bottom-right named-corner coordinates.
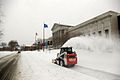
top-left (0, 51), bottom-right (17, 58)
top-left (63, 36), bottom-right (120, 75)
top-left (63, 36), bottom-right (120, 52)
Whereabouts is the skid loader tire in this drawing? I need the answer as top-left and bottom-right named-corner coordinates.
top-left (60, 60), bottom-right (64, 67)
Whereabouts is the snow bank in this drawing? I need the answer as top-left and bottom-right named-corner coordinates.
top-left (0, 51), bottom-right (17, 58)
top-left (63, 36), bottom-right (120, 75)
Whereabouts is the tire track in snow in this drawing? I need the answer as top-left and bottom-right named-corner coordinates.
top-left (70, 65), bottom-right (120, 80)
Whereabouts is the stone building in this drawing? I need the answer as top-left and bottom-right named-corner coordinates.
top-left (51, 11), bottom-right (120, 48)
top-left (51, 23), bottom-right (73, 48)
top-left (68, 11), bottom-right (120, 39)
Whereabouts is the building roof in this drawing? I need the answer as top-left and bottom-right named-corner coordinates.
top-left (51, 23), bottom-right (73, 31)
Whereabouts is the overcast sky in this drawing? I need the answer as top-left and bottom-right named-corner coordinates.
top-left (2, 0), bottom-right (120, 45)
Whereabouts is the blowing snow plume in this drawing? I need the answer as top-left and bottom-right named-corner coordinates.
top-left (63, 36), bottom-right (120, 75)
top-left (63, 36), bottom-right (120, 53)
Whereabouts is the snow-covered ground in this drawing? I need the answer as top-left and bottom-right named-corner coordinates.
top-left (2, 36), bottom-right (120, 80)
top-left (15, 51), bottom-right (99, 80)
top-left (0, 51), bottom-right (17, 58)
top-left (14, 49), bottom-right (120, 80)
top-left (76, 49), bottom-right (120, 75)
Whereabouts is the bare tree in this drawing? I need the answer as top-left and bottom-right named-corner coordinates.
top-left (8, 40), bottom-right (19, 51)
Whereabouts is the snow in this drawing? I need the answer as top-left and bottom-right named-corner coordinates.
top-left (2, 36), bottom-right (119, 80)
top-left (15, 51), bottom-right (98, 80)
top-left (63, 36), bottom-right (120, 75)
top-left (0, 51), bottom-right (17, 58)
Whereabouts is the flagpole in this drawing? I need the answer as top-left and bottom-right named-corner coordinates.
top-left (43, 23), bottom-right (48, 52)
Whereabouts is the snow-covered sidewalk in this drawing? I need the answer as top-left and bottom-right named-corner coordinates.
top-left (15, 51), bottom-right (99, 80)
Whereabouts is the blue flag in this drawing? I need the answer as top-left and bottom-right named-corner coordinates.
top-left (44, 24), bottom-right (48, 28)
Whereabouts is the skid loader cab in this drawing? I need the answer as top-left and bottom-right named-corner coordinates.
top-left (59, 47), bottom-right (73, 58)
top-left (60, 47), bottom-right (73, 54)
top-left (53, 47), bottom-right (77, 67)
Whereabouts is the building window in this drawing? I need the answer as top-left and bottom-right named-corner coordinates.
top-left (105, 29), bottom-right (109, 38)
top-left (98, 31), bottom-right (102, 36)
